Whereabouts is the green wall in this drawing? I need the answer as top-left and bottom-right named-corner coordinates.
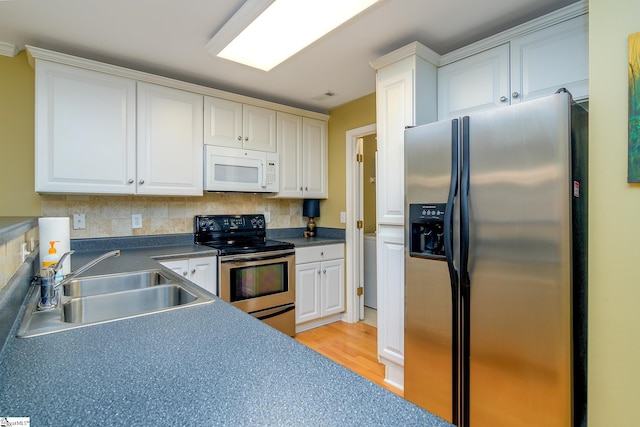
top-left (0, 51), bottom-right (39, 216)
top-left (589, 0), bottom-right (640, 424)
top-left (323, 92), bottom-right (376, 229)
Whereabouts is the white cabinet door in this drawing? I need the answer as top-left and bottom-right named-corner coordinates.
top-left (203, 97), bottom-right (276, 152)
top-left (437, 44), bottom-right (510, 120)
top-left (243, 104), bottom-right (277, 152)
top-left (321, 258), bottom-right (345, 317)
top-left (34, 61), bottom-right (136, 194)
top-left (296, 261), bottom-right (321, 324)
top-left (510, 15), bottom-right (589, 103)
top-left (302, 117), bottom-right (328, 199)
top-left (204, 96), bottom-right (243, 148)
top-left (187, 256), bottom-right (217, 295)
top-left (137, 83), bottom-right (203, 196)
top-left (376, 71), bottom-right (413, 225)
top-left (160, 256), bottom-right (217, 295)
top-left (276, 112), bottom-right (303, 197)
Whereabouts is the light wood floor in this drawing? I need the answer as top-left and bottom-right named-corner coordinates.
top-left (294, 321), bottom-right (403, 397)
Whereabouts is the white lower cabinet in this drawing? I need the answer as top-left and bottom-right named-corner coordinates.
top-left (160, 256), bottom-right (217, 295)
top-left (295, 244), bottom-right (344, 331)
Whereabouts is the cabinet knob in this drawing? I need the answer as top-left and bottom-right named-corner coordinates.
top-left (305, 186), bottom-right (308, 191)
top-left (139, 179), bottom-right (145, 185)
top-left (323, 269), bottom-right (326, 274)
top-left (500, 96), bottom-right (507, 102)
top-left (128, 179), bottom-right (134, 184)
top-left (317, 270), bottom-right (321, 274)
top-left (320, 252), bottom-right (324, 256)
top-left (182, 271), bottom-right (188, 276)
top-left (300, 187), bottom-right (303, 191)
top-left (237, 136), bottom-right (242, 141)
top-left (512, 92), bottom-right (519, 99)
top-left (191, 269), bottom-right (196, 274)
top-left (244, 137), bottom-right (249, 141)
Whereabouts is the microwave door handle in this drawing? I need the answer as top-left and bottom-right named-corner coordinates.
top-left (261, 160), bottom-right (267, 188)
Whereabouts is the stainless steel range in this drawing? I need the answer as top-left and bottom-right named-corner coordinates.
top-left (194, 214), bottom-right (296, 336)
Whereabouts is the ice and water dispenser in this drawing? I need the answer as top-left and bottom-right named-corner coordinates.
top-left (409, 203), bottom-right (446, 260)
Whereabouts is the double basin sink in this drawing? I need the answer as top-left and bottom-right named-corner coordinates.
top-left (17, 268), bottom-right (215, 338)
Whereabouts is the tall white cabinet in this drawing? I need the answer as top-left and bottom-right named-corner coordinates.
top-left (370, 42), bottom-right (439, 389)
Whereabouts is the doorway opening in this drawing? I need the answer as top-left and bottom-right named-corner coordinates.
top-left (344, 123), bottom-right (376, 326)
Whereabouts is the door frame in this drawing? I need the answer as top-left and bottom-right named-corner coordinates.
top-left (344, 123), bottom-right (377, 323)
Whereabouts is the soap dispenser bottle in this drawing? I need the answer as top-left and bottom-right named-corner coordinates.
top-left (42, 240), bottom-right (63, 283)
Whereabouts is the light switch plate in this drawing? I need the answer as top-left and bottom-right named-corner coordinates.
top-left (340, 212), bottom-right (346, 223)
top-left (132, 214), bottom-right (142, 229)
top-left (73, 213), bottom-right (86, 230)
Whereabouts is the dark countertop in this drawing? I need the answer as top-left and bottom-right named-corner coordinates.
top-left (0, 248), bottom-right (451, 427)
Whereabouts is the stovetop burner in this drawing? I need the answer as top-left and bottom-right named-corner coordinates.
top-left (194, 214), bottom-right (294, 255)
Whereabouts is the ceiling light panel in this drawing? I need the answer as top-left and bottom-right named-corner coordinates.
top-left (208, 0), bottom-right (381, 71)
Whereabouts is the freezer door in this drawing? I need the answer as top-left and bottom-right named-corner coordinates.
top-left (404, 120), bottom-right (459, 424)
top-left (464, 93), bottom-right (572, 426)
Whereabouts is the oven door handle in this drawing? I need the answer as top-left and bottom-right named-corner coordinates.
top-left (252, 303), bottom-right (295, 321)
top-left (220, 250), bottom-right (294, 264)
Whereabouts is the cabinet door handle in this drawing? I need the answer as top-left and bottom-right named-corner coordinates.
top-left (323, 269), bottom-right (326, 274)
top-left (182, 271), bottom-right (188, 276)
top-left (500, 96), bottom-right (507, 102)
top-left (237, 136), bottom-right (242, 141)
top-left (245, 137), bottom-right (249, 141)
top-left (317, 270), bottom-right (321, 274)
top-left (512, 92), bottom-right (519, 99)
top-left (139, 179), bottom-right (145, 185)
top-left (191, 269), bottom-right (196, 274)
top-left (128, 179), bottom-right (134, 184)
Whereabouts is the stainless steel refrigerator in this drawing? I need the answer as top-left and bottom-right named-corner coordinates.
top-left (404, 91), bottom-right (587, 427)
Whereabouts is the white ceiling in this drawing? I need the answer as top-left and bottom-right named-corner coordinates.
top-left (0, 0), bottom-right (580, 113)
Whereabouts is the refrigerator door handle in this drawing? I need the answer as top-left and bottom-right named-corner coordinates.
top-left (444, 118), bottom-right (461, 425)
top-left (460, 115), bottom-right (471, 427)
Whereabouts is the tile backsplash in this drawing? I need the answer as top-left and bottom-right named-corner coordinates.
top-left (41, 193), bottom-right (307, 239)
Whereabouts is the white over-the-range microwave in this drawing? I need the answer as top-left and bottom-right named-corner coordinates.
top-left (204, 145), bottom-right (279, 193)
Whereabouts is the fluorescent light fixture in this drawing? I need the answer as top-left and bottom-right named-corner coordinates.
top-left (206, 0), bottom-right (381, 71)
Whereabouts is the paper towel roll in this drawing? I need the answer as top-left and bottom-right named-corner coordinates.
top-left (39, 217), bottom-right (71, 275)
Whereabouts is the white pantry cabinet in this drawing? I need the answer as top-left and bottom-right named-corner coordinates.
top-left (438, 14), bottom-right (588, 120)
top-left (275, 112), bottom-right (327, 199)
top-left (137, 82), bottom-right (203, 196)
top-left (295, 244), bottom-right (344, 331)
top-left (160, 256), bottom-right (217, 295)
top-left (34, 61), bottom-right (137, 194)
top-left (34, 61), bottom-right (203, 195)
top-left (204, 96), bottom-right (276, 152)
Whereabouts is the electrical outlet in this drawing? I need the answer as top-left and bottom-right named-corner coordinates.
top-left (340, 212), bottom-right (346, 223)
top-left (73, 213), bottom-right (86, 230)
top-left (132, 214), bottom-right (142, 229)
top-left (264, 212), bottom-right (271, 223)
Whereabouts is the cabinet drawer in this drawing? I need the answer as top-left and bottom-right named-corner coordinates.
top-left (295, 244), bottom-right (343, 264)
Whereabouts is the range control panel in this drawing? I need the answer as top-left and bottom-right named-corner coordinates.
top-left (195, 214), bottom-right (266, 233)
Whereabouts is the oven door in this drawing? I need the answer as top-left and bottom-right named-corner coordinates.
top-left (219, 250), bottom-right (295, 314)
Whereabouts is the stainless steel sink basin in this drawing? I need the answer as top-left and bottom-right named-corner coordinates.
top-left (62, 270), bottom-right (173, 297)
top-left (17, 268), bottom-right (215, 338)
top-left (63, 285), bottom-right (197, 324)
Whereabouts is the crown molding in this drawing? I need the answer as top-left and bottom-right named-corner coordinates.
top-left (0, 42), bottom-right (20, 57)
top-left (370, 41), bottom-right (441, 70)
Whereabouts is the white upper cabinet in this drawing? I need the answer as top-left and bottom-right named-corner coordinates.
top-left (34, 60), bottom-right (203, 196)
top-left (437, 44), bottom-right (510, 120)
top-left (204, 97), bottom-right (276, 152)
top-left (136, 82), bottom-right (203, 196)
top-left (438, 12), bottom-right (589, 120)
top-left (510, 14), bottom-right (589, 103)
top-left (35, 61), bottom-right (137, 194)
top-left (274, 112), bottom-right (327, 199)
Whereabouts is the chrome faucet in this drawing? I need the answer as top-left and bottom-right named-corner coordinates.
top-left (37, 249), bottom-right (121, 310)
